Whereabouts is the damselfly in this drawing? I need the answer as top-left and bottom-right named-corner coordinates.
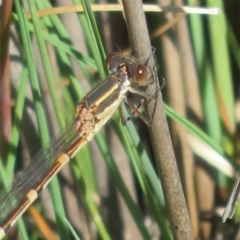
top-left (0, 51), bottom-right (158, 239)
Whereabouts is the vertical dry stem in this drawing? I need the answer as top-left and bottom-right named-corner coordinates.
top-left (122, 1), bottom-right (194, 239)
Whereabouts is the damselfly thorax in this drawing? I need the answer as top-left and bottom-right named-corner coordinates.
top-left (0, 51), bottom-right (158, 239)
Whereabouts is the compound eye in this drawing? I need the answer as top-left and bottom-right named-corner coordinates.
top-left (134, 64), bottom-right (148, 83)
top-left (106, 52), bottom-right (123, 72)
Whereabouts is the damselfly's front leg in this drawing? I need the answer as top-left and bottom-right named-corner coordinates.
top-left (122, 86), bottom-right (159, 126)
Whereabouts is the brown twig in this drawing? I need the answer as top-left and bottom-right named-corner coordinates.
top-left (122, 0), bottom-right (194, 239)
top-left (0, 0), bottom-right (13, 160)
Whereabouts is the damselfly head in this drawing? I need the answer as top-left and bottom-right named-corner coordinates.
top-left (106, 52), bottom-right (124, 72)
top-left (123, 60), bottom-right (148, 84)
top-left (133, 64), bottom-right (148, 84)
top-left (106, 52), bottom-right (150, 85)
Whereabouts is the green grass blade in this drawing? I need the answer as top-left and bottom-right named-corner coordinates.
top-left (64, 218), bottom-right (82, 240)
